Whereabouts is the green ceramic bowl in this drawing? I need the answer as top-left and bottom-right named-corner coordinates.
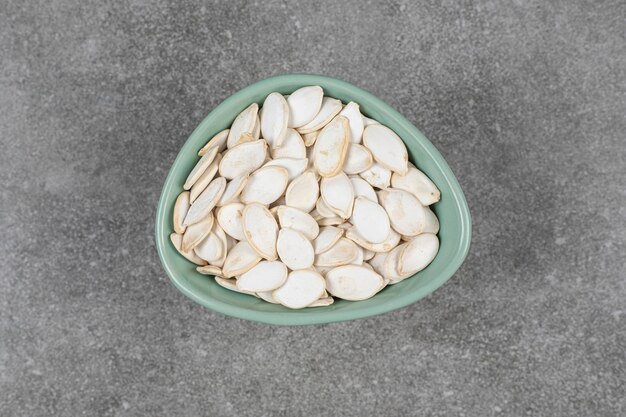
top-left (155, 74), bottom-right (471, 325)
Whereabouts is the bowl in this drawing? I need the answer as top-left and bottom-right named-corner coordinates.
top-left (155, 74), bottom-right (471, 325)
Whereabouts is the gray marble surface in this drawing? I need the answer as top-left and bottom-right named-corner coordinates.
top-left (1, 1), bottom-right (625, 416)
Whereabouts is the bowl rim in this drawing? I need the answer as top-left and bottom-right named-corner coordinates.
top-left (155, 73), bottom-right (472, 325)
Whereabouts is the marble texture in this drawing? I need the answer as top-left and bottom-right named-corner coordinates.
top-left (1, 0), bottom-right (624, 416)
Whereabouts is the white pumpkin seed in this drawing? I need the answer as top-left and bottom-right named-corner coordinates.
top-left (315, 237), bottom-right (358, 267)
top-left (183, 146), bottom-right (219, 190)
top-left (196, 265), bottom-right (222, 275)
top-left (217, 174), bottom-right (248, 207)
top-left (397, 233), bottom-right (439, 276)
top-left (308, 296), bottom-right (334, 307)
top-left (214, 276), bottom-right (257, 296)
top-left (339, 101), bottom-right (365, 143)
top-left (345, 226), bottom-right (401, 253)
top-left (222, 241), bottom-right (262, 278)
top-left (242, 203), bottom-right (278, 260)
top-left (183, 177), bottom-right (226, 226)
top-left (351, 246), bottom-right (364, 265)
top-left (277, 206), bottom-right (319, 240)
top-left (173, 191), bottom-right (190, 234)
top-left (194, 228), bottom-right (223, 263)
top-left (297, 97), bottom-right (343, 134)
top-left (316, 196), bottom-right (337, 218)
top-left (423, 206), bottom-right (440, 234)
top-left (273, 270), bottom-right (326, 309)
top-left (182, 213), bottom-right (214, 252)
top-left (271, 128), bottom-right (306, 159)
top-left (227, 103), bottom-right (258, 149)
top-left (287, 86), bottom-right (324, 128)
top-left (240, 166), bottom-right (289, 205)
top-left (343, 143), bottom-right (373, 174)
top-left (189, 153), bottom-right (221, 202)
top-left (362, 124), bottom-right (408, 174)
top-left (285, 170), bottom-right (319, 213)
top-left (317, 216), bottom-right (344, 226)
top-left (368, 252), bottom-right (387, 276)
top-left (313, 115), bottom-right (349, 177)
top-left (362, 248), bottom-right (375, 261)
top-left (256, 290), bottom-right (280, 304)
top-left (359, 162), bottom-right (391, 189)
top-left (349, 177), bottom-right (378, 203)
top-left (277, 228), bottom-right (315, 270)
top-left (326, 265), bottom-right (384, 300)
top-left (219, 139), bottom-right (268, 179)
top-left (379, 189), bottom-right (432, 236)
top-left (237, 261), bottom-right (288, 292)
top-left (261, 92), bottom-right (289, 148)
top-left (210, 223), bottom-right (228, 267)
top-left (170, 233), bottom-right (207, 266)
top-left (320, 172), bottom-right (354, 219)
top-left (350, 197), bottom-right (390, 244)
top-left (262, 157), bottom-right (308, 181)
top-left (390, 163), bottom-right (441, 205)
top-left (198, 129), bottom-right (228, 156)
top-left (313, 226), bottom-right (344, 254)
top-left (362, 115), bottom-right (380, 127)
top-left (216, 202), bottom-right (246, 240)
top-left (383, 243), bottom-right (409, 283)
top-left (302, 130), bottom-right (319, 147)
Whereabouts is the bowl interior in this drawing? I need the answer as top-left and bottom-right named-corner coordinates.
top-left (155, 74), bottom-right (471, 325)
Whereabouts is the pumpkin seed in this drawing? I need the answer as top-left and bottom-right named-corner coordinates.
top-left (222, 241), bottom-right (262, 278)
top-left (227, 103), bottom-right (258, 149)
top-left (237, 261), bottom-right (288, 292)
top-left (198, 129), bottom-right (228, 156)
top-left (397, 233), bottom-right (439, 276)
top-left (216, 202), bottom-right (246, 240)
top-left (362, 125), bottom-right (408, 174)
top-left (379, 189), bottom-right (432, 236)
top-left (194, 228), bottom-right (223, 263)
top-left (285, 170), bottom-right (319, 212)
top-left (173, 191), bottom-right (190, 234)
top-left (217, 174), bottom-right (248, 207)
top-left (349, 177), bottom-right (378, 203)
top-left (368, 252), bottom-right (387, 276)
top-left (313, 226), bottom-right (344, 254)
top-left (189, 153), bottom-right (221, 202)
top-left (345, 226), bottom-right (401, 253)
top-left (219, 139), bottom-right (268, 179)
top-left (287, 86), bottom-right (324, 128)
top-left (390, 163), bottom-right (441, 205)
top-left (183, 177), bottom-right (226, 226)
top-left (320, 172), bottom-right (354, 219)
top-left (316, 196), bottom-right (337, 218)
top-left (261, 92), bottom-right (289, 148)
top-left (182, 213), bottom-right (214, 252)
top-left (351, 246), bottom-right (364, 265)
top-left (277, 228), bottom-right (315, 270)
top-left (313, 115), bottom-right (349, 177)
top-left (308, 296), bottom-right (334, 307)
top-left (214, 276), bottom-right (258, 296)
top-left (210, 223), bottom-right (228, 267)
top-left (240, 166), bottom-right (289, 205)
top-left (314, 237), bottom-right (358, 267)
top-left (350, 197), bottom-right (390, 244)
top-left (302, 130), bottom-right (319, 147)
top-left (170, 233), bottom-right (208, 266)
top-left (256, 290), bottom-right (280, 304)
top-left (339, 101), bottom-right (365, 143)
top-left (263, 157), bottom-right (308, 181)
top-left (277, 206), bottom-right (319, 240)
top-left (183, 146), bottom-right (219, 190)
top-left (317, 216), bottom-right (344, 226)
top-left (273, 270), bottom-right (326, 309)
top-left (326, 265), bottom-right (384, 300)
top-left (271, 128), bottom-right (306, 159)
top-left (196, 265), bottom-right (222, 276)
top-left (383, 243), bottom-right (410, 283)
top-left (359, 162), bottom-right (391, 189)
top-left (362, 248), bottom-right (375, 261)
top-left (242, 203), bottom-right (279, 260)
top-left (297, 97), bottom-right (343, 134)
top-left (343, 143), bottom-right (373, 174)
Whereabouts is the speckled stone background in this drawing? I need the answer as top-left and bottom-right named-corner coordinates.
top-left (1, 1), bottom-right (625, 416)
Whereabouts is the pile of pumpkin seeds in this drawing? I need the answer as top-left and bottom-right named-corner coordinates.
top-left (170, 86), bottom-right (441, 309)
